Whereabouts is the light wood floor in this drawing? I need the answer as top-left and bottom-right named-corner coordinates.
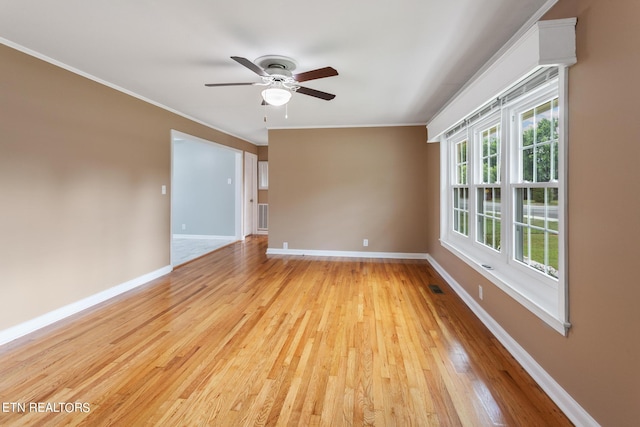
top-left (0, 236), bottom-right (571, 426)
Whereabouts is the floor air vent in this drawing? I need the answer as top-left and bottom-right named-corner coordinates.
top-left (428, 284), bottom-right (444, 294)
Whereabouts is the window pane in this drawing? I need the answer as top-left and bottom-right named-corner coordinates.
top-left (552, 140), bottom-right (559, 181)
top-left (455, 140), bottom-right (468, 185)
top-left (522, 110), bottom-right (534, 147)
top-left (535, 101), bottom-right (552, 144)
top-left (522, 147), bottom-right (534, 182)
top-left (536, 144), bottom-right (551, 182)
top-left (453, 188), bottom-right (469, 236)
top-left (550, 99), bottom-right (559, 181)
top-left (520, 97), bottom-right (559, 184)
top-left (481, 125), bottom-right (500, 184)
top-left (490, 155), bottom-right (497, 181)
top-left (477, 187), bottom-right (501, 251)
top-left (547, 188), bottom-right (559, 277)
top-left (489, 131), bottom-right (498, 155)
top-left (462, 211), bottom-right (468, 235)
top-left (514, 187), bottom-right (559, 279)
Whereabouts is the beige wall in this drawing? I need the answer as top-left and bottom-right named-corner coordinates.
top-left (426, 1), bottom-right (640, 425)
top-left (0, 44), bottom-right (256, 330)
top-left (268, 126), bottom-right (428, 253)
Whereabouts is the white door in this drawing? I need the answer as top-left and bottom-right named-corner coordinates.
top-left (244, 152), bottom-right (258, 236)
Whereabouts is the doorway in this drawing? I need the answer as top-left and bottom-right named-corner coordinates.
top-left (170, 130), bottom-right (243, 266)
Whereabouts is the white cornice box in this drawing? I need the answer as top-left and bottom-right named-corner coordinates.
top-left (427, 18), bottom-right (577, 141)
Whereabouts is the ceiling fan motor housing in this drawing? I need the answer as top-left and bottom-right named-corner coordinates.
top-left (255, 55), bottom-right (298, 71)
top-left (267, 68), bottom-right (293, 80)
top-left (257, 56), bottom-right (298, 84)
top-left (205, 55), bottom-right (336, 101)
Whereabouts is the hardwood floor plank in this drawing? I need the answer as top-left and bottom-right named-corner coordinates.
top-left (0, 236), bottom-right (572, 426)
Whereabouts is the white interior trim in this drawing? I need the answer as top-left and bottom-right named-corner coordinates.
top-left (426, 254), bottom-right (600, 427)
top-left (170, 129), bottom-right (245, 260)
top-left (0, 265), bottom-right (172, 347)
top-left (427, 18), bottom-right (576, 141)
top-left (266, 248), bottom-right (428, 260)
top-left (171, 130), bottom-right (243, 155)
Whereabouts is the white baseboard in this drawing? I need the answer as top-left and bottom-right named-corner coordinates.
top-left (256, 230), bottom-right (268, 235)
top-left (173, 234), bottom-right (236, 240)
top-left (0, 265), bottom-right (172, 347)
top-left (266, 247), bottom-right (428, 260)
top-left (426, 254), bottom-right (600, 427)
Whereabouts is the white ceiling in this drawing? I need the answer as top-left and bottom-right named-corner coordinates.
top-left (0, 0), bottom-right (551, 145)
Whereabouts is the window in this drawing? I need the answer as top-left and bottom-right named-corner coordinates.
top-left (513, 97), bottom-right (559, 279)
top-left (441, 68), bottom-right (569, 334)
top-left (452, 137), bottom-right (469, 236)
top-left (477, 124), bottom-right (501, 252)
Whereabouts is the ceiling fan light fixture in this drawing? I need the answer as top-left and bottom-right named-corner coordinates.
top-left (261, 87), bottom-right (292, 106)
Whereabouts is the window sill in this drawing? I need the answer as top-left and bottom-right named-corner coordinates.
top-left (440, 239), bottom-right (570, 335)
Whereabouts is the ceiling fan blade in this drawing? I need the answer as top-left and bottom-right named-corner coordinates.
top-left (231, 56), bottom-right (269, 77)
top-left (293, 66), bottom-right (338, 82)
top-left (295, 86), bottom-right (336, 100)
top-left (204, 82), bottom-right (258, 87)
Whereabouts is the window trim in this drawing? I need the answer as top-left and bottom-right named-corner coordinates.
top-left (450, 134), bottom-right (470, 237)
top-left (440, 68), bottom-right (570, 335)
top-left (506, 86), bottom-right (561, 283)
top-left (471, 114), bottom-right (503, 254)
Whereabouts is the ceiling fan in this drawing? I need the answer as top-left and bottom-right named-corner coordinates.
top-left (205, 55), bottom-right (338, 106)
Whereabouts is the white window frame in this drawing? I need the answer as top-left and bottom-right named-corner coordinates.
top-left (451, 134), bottom-right (470, 237)
top-left (472, 115), bottom-right (503, 254)
top-left (506, 85), bottom-right (561, 284)
top-left (441, 69), bottom-right (569, 335)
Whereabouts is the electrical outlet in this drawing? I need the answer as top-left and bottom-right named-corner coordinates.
top-left (283, 242), bottom-right (288, 249)
top-left (479, 285), bottom-right (483, 300)
top-left (363, 239), bottom-right (369, 247)
top-left (161, 185), bottom-right (166, 195)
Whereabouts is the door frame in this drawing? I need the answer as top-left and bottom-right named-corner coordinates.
top-left (170, 130), bottom-right (243, 265)
top-left (244, 152), bottom-right (258, 237)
